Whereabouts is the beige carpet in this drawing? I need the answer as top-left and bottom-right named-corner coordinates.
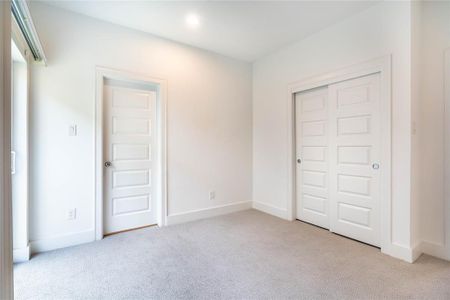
top-left (14, 209), bottom-right (450, 299)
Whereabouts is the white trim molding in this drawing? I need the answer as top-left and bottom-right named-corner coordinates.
top-left (166, 201), bottom-right (252, 225)
top-left (13, 244), bottom-right (30, 263)
top-left (418, 241), bottom-right (448, 261)
top-left (94, 67), bottom-right (168, 240)
top-left (389, 242), bottom-right (419, 263)
top-left (442, 48), bottom-right (450, 261)
top-left (252, 201), bottom-right (288, 220)
top-left (411, 242), bottom-right (424, 263)
top-left (285, 56), bottom-right (398, 260)
top-left (0, 1), bottom-right (13, 299)
top-left (30, 230), bottom-right (95, 253)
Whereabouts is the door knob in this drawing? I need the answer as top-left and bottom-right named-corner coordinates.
top-left (297, 158), bottom-right (301, 164)
top-left (372, 163), bottom-right (380, 170)
top-left (104, 161), bottom-right (112, 168)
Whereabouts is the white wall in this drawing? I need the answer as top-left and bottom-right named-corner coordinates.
top-left (252, 2), bottom-right (414, 260)
top-left (28, 3), bottom-right (252, 250)
top-left (417, 1), bottom-right (450, 259)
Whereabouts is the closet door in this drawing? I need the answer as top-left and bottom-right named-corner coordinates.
top-left (328, 73), bottom-right (381, 247)
top-left (295, 87), bottom-right (329, 229)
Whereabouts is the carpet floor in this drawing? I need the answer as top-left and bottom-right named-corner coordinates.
top-left (14, 209), bottom-right (450, 299)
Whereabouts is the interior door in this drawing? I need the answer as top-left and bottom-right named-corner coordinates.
top-left (295, 87), bottom-right (329, 229)
top-left (328, 73), bottom-right (381, 247)
top-left (104, 82), bottom-right (157, 234)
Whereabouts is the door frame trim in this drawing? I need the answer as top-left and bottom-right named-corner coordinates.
top-left (444, 49), bottom-right (450, 260)
top-left (286, 56), bottom-right (392, 256)
top-left (94, 67), bottom-right (168, 240)
top-left (0, 1), bottom-right (13, 298)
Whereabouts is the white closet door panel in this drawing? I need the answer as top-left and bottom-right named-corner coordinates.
top-left (329, 73), bottom-right (381, 247)
top-left (295, 87), bottom-right (329, 229)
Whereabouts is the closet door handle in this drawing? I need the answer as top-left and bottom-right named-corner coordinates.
top-left (372, 163), bottom-right (380, 170)
top-left (297, 158), bottom-right (301, 164)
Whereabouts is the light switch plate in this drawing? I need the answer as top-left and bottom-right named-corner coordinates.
top-left (69, 125), bottom-right (77, 136)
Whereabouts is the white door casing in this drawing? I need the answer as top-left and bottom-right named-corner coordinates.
top-left (0, 1), bottom-right (13, 298)
top-left (328, 73), bottom-right (381, 247)
top-left (295, 87), bottom-right (329, 229)
top-left (103, 83), bottom-right (157, 234)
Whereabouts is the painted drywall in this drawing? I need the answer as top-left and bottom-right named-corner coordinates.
top-left (252, 2), bottom-right (413, 258)
top-left (28, 3), bottom-right (252, 249)
top-left (417, 2), bottom-right (450, 258)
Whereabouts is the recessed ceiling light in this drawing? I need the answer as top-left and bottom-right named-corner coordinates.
top-left (185, 14), bottom-right (200, 29)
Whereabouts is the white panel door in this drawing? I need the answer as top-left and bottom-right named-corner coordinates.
top-left (104, 84), bottom-right (157, 234)
top-left (295, 87), bottom-right (329, 229)
top-left (329, 73), bottom-right (381, 246)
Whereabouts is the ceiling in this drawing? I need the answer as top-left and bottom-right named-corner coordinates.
top-left (40, 1), bottom-right (379, 62)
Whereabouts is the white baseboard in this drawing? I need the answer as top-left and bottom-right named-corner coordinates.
top-left (384, 241), bottom-right (446, 263)
top-left (411, 242), bottom-right (424, 262)
top-left (30, 229), bottom-right (95, 254)
top-left (383, 242), bottom-right (416, 263)
top-left (403, 240), bottom-right (450, 262)
top-left (166, 201), bottom-right (252, 225)
top-left (13, 244), bottom-right (30, 263)
top-left (420, 241), bottom-right (449, 261)
top-left (252, 201), bottom-right (288, 220)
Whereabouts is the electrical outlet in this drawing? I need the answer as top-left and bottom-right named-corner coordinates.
top-left (67, 208), bottom-right (77, 220)
top-left (209, 191), bottom-right (216, 200)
